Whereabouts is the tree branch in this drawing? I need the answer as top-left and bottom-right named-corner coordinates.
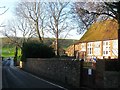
top-left (0, 7), bottom-right (9, 15)
top-left (91, 12), bottom-right (117, 19)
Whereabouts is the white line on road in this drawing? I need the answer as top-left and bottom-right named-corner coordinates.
top-left (17, 68), bottom-right (68, 90)
top-left (7, 68), bottom-right (26, 87)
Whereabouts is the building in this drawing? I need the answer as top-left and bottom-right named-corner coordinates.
top-left (66, 19), bottom-right (118, 60)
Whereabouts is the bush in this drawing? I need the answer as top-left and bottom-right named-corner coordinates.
top-left (21, 41), bottom-right (55, 61)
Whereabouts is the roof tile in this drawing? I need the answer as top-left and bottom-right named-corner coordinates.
top-left (79, 19), bottom-right (118, 42)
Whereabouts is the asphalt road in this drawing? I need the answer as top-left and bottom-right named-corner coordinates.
top-left (0, 59), bottom-right (2, 90)
top-left (2, 59), bottom-right (66, 89)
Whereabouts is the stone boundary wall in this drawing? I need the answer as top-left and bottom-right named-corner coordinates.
top-left (22, 58), bottom-right (81, 88)
top-left (96, 59), bottom-right (120, 88)
top-left (104, 71), bottom-right (120, 88)
top-left (22, 58), bottom-right (120, 88)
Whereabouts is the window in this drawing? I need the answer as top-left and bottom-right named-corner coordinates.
top-left (106, 42), bottom-right (108, 45)
top-left (103, 41), bottom-right (110, 56)
top-left (99, 45), bottom-right (100, 47)
top-left (81, 45), bottom-right (84, 48)
top-left (90, 48), bottom-right (92, 54)
top-left (106, 51), bottom-right (108, 54)
top-left (87, 42), bottom-right (93, 55)
top-left (103, 51), bottom-right (105, 54)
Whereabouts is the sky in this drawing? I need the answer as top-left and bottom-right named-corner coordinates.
top-left (0, 0), bottom-right (19, 36)
top-left (0, 0), bottom-right (83, 40)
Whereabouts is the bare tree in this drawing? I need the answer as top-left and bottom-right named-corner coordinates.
top-left (15, 1), bottom-right (46, 43)
top-left (2, 17), bottom-right (37, 65)
top-left (0, 6), bottom-right (8, 27)
top-left (71, 2), bottom-right (110, 34)
top-left (17, 18), bottom-right (37, 43)
top-left (3, 20), bottom-right (19, 46)
top-left (2, 16), bottom-right (38, 47)
top-left (45, 2), bottom-right (71, 56)
top-left (3, 20), bottom-right (20, 65)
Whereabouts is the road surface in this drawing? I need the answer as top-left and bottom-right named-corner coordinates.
top-left (2, 59), bottom-right (66, 89)
top-left (0, 59), bottom-right (2, 90)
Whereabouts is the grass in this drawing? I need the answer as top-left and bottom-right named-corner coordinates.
top-left (2, 47), bottom-right (21, 58)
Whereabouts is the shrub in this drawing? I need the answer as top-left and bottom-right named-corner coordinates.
top-left (21, 41), bottom-right (55, 61)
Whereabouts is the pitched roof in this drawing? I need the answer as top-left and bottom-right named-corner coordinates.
top-left (79, 19), bottom-right (118, 42)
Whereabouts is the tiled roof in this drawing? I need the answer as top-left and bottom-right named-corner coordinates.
top-left (79, 19), bottom-right (118, 42)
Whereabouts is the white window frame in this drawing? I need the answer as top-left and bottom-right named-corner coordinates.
top-left (103, 41), bottom-right (110, 56)
top-left (87, 42), bottom-right (93, 55)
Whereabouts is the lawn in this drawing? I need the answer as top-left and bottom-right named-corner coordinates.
top-left (2, 47), bottom-right (21, 58)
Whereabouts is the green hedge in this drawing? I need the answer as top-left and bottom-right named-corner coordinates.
top-left (21, 41), bottom-right (55, 61)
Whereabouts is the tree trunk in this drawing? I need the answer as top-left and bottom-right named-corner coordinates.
top-left (14, 46), bottom-right (18, 66)
top-left (118, 21), bottom-right (120, 88)
top-left (36, 20), bottom-right (43, 43)
top-left (118, 18), bottom-right (120, 62)
top-left (55, 28), bottom-right (59, 56)
top-left (117, 1), bottom-right (120, 67)
top-left (117, 2), bottom-right (120, 88)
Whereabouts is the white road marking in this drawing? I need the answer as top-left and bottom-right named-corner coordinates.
top-left (7, 67), bottom-right (26, 87)
top-left (18, 68), bottom-right (68, 90)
